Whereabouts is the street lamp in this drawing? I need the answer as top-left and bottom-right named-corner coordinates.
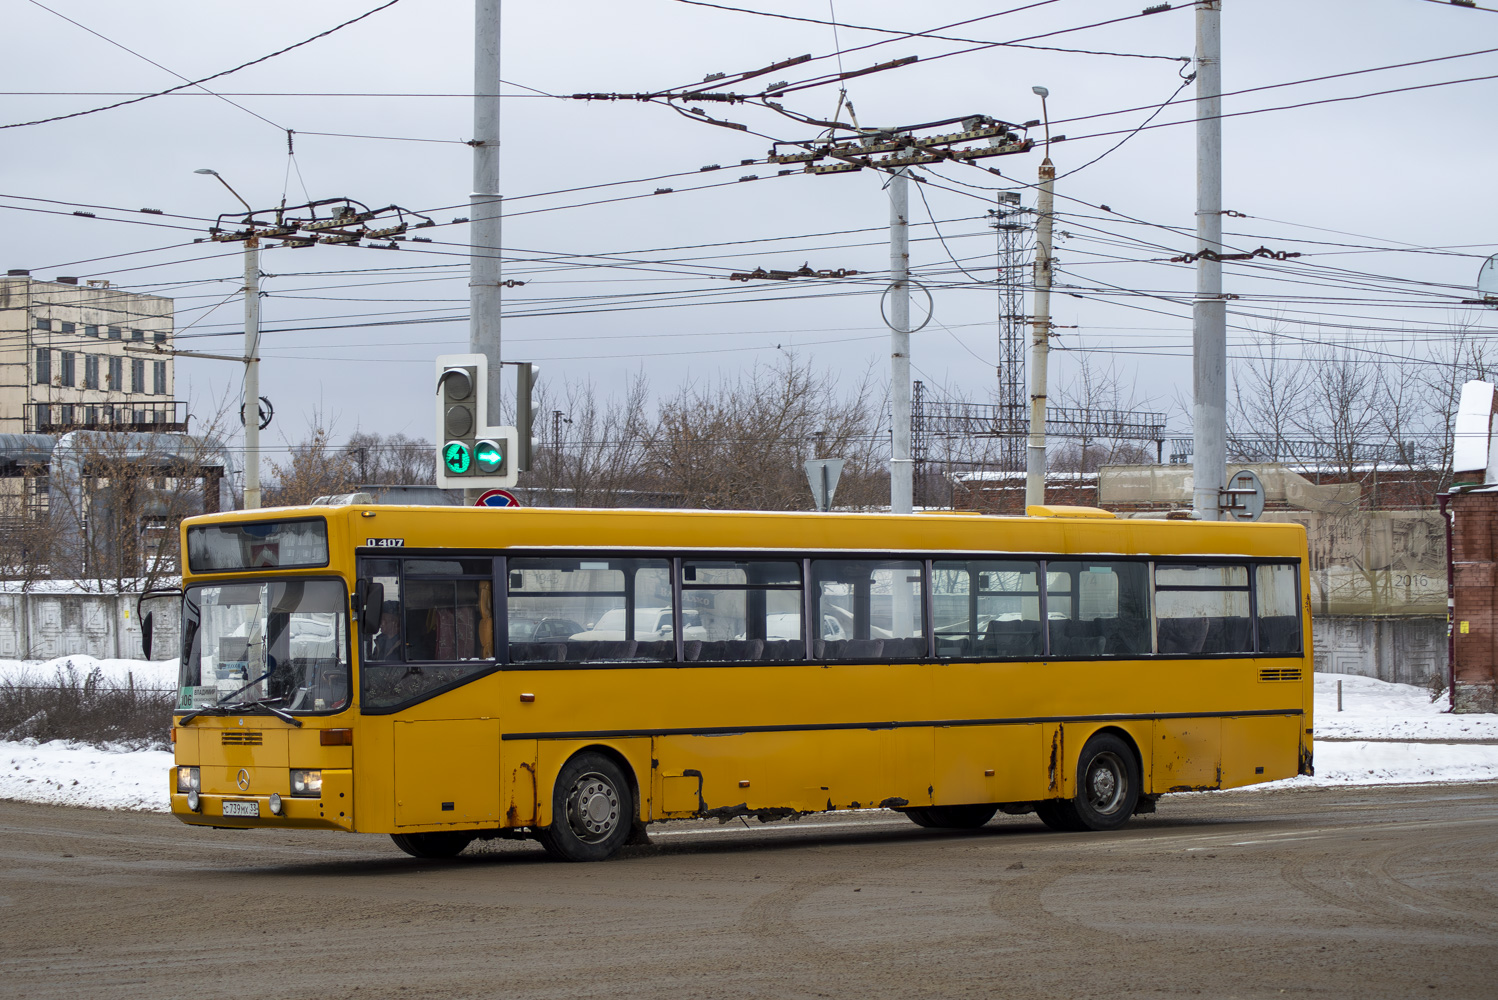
top-left (1030, 86), bottom-right (1054, 157)
top-left (195, 167), bottom-right (262, 509)
top-left (193, 168), bottom-right (253, 214)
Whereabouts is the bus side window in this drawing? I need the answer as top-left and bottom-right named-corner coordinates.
top-left (508, 558), bottom-right (673, 663)
top-left (362, 558), bottom-right (495, 711)
top-left (680, 559), bottom-right (803, 662)
top-left (810, 559), bottom-right (925, 661)
top-left (1254, 563), bottom-right (1302, 654)
top-left (1156, 563), bottom-right (1253, 655)
top-left (1046, 561), bottom-right (1150, 658)
top-left (932, 560), bottom-right (1041, 659)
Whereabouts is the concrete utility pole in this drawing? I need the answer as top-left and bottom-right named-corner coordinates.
top-left (1025, 87), bottom-right (1056, 511)
top-left (889, 166), bottom-right (913, 514)
top-left (1192, 0), bottom-right (1226, 520)
top-left (470, 0), bottom-right (503, 476)
top-left (242, 236), bottom-right (262, 509)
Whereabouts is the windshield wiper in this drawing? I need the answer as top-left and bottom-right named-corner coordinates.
top-left (178, 669), bottom-right (302, 727)
top-left (219, 697), bottom-right (303, 727)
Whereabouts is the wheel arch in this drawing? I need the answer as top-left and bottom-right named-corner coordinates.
top-left (535, 738), bottom-right (651, 828)
top-left (1063, 722), bottom-right (1148, 798)
top-left (572, 742), bottom-right (645, 822)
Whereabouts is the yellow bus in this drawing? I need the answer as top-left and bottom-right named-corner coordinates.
top-left (159, 503), bottom-right (1313, 861)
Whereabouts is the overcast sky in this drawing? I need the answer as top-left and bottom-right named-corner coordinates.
top-left (4, 0), bottom-right (1496, 465)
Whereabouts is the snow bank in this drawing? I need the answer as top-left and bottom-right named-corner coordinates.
top-left (1285, 739), bottom-right (1498, 787)
top-left (1314, 672), bottom-right (1498, 742)
top-left (1, 739), bottom-right (171, 811)
top-left (0, 655), bottom-right (177, 691)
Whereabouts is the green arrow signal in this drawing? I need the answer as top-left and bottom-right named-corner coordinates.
top-left (475, 439), bottom-right (504, 474)
top-left (443, 441), bottom-right (471, 474)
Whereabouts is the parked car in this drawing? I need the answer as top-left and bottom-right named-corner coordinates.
top-left (509, 617), bottom-right (584, 642)
top-left (570, 607), bottom-right (707, 642)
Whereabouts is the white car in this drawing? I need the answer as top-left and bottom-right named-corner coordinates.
top-left (570, 607), bottom-right (707, 642)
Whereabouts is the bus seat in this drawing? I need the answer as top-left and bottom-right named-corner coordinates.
top-left (936, 636), bottom-right (971, 659)
top-left (882, 637), bottom-right (925, 660)
top-left (840, 638), bottom-right (884, 660)
top-left (720, 639), bottom-right (764, 661)
top-left (762, 639), bottom-right (801, 661)
top-left (1157, 617), bottom-right (1208, 654)
top-left (1049, 618), bottom-right (1104, 656)
top-left (633, 640), bottom-right (674, 660)
top-left (1257, 616), bottom-right (1301, 654)
top-left (682, 640), bottom-right (704, 662)
top-left (1217, 616), bottom-right (1253, 653)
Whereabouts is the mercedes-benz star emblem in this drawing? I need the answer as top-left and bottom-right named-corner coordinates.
top-left (236, 768), bottom-right (250, 791)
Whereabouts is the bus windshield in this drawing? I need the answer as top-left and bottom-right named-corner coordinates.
top-left (178, 578), bottom-right (350, 715)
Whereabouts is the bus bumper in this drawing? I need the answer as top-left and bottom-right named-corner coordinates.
top-left (171, 768), bottom-right (355, 831)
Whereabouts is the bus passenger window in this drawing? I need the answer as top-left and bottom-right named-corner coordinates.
top-left (1155, 563), bottom-right (1253, 655)
top-left (680, 560), bottom-right (803, 662)
top-left (810, 560), bottom-right (925, 661)
top-left (1045, 561), bottom-right (1150, 657)
top-left (1255, 563), bottom-right (1301, 654)
top-left (508, 558), bottom-right (673, 663)
top-left (360, 558), bottom-right (496, 711)
top-left (932, 560), bottom-right (1041, 659)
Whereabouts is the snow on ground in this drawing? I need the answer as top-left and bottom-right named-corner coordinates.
top-left (0, 672), bottom-right (1494, 814)
top-left (1277, 740), bottom-right (1498, 788)
top-left (1313, 672), bottom-right (1498, 742)
top-left (1, 739), bottom-right (171, 811)
top-left (0, 654), bottom-right (177, 691)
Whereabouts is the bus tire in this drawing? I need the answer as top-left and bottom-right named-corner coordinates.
top-left (536, 752), bottom-right (634, 862)
top-left (390, 831), bottom-right (475, 859)
top-left (1070, 732), bottom-right (1140, 831)
top-left (902, 804), bottom-right (998, 829)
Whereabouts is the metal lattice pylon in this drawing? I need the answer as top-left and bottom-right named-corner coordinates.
top-left (993, 193), bottom-right (1030, 470)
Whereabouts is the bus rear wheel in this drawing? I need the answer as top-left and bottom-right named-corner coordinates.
top-left (535, 752), bottom-right (635, 862)
top-left (902, 804), bottom-right (998, 829)
top-left (390, 831), bottom-right (475, 859)
top-left (1039, 733), bottom-right (1140, 833)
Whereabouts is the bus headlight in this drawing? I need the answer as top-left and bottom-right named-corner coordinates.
top-left (268, 792), bottom-right (284, 816)
top-left (290, 769), bottom-right (322, 797)
top-left (176, 766), bottom-right (200, 793)
top-left (187, 789), bottom-right (201, 812)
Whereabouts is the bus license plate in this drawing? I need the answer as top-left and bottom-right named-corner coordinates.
top-left (222, 800), bottom-right (259, 818)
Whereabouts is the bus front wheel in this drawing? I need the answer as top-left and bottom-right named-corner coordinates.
top-left (536, 752), bottom-right (635, 862)
top-left (390, 831), bottom-right (475, 859)
top-left (1038, 733), bottom-right (1140, 832)
top-left (902, 804), bottom-right (998, 829)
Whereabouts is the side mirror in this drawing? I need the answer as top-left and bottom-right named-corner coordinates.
top-left (141, 612), bottom-right (154, 660)
top-left (358, 581), bottom-right (384, 631)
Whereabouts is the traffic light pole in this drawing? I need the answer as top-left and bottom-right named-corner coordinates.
top-left (889, 167), bottom-right (913, 515)
top-left (469, 0), bottom-right (503, 503)
top-left (243, 235), bottom-right (261, 510)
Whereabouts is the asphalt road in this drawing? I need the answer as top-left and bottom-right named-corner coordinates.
top-left (2, 784), bottom-right (1496, 999)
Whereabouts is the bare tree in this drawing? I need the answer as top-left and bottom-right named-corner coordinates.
top-left (522, 373), bottom-right (655, 507)
top-left (1050, 355), bottom-right (1156, 473)
top-left (265, 424), bottom-right (357, 507)
top-left (343, 431), bottom-right (434, 485)
top-left (643, 353), bottom-right (885, 510)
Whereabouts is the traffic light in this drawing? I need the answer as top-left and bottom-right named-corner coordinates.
top-left (515, 362), bottom-right (539, 472)
top-left (434, 353), bottom-right (518, 489)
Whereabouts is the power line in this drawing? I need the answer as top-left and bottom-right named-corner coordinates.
top-left (4, 0), bottom-right (404, 130)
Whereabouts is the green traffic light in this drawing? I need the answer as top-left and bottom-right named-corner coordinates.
top-left (475, 439), bottom-right (504, 474)
top-left (443, 441), bottom-right (471, 474)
